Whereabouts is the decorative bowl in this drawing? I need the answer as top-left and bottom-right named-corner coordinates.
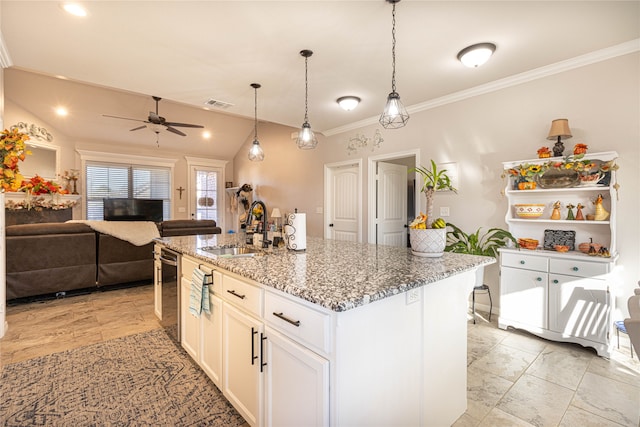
top-left (579, 172), bottom-right (604, 186)
top-left (514, 204), bottom-right (546, 218)
top-left (518, 238), bottom-right (539, 250)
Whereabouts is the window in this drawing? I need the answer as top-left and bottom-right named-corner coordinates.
top-left (195, 169), bottom-right (218, 221)
top-left (86, 161), bottom-right (171, 220)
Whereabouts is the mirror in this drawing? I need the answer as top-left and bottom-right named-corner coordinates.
top-left (20, 141), bottom-right (60, 182)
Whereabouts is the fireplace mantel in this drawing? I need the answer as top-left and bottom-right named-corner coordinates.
top-left (4, 192), bottom-right (81, 211)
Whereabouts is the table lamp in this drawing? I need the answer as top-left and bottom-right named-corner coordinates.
top-left (271, 208), bottom-right (282, 232)
top-left (547, 119), bottom-right (572, 157)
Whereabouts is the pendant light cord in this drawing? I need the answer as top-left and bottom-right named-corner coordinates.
top-left (304, 54), bottom-right (309, 121)
top-left (254, 85), bottom-right (258, 139)
top-left (390, 1), bottom-right (397, 93)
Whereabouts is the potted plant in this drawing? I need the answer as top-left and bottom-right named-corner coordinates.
top-left (409, 160), bottom-right (456, 257)
top-left (445, 221), bottom-right (518, 290)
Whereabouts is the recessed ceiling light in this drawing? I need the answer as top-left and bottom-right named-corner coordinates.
top-left (457, 43), bottom-right (496, 68)
top-left (55, 106), bottom-right (68, 116)
top-left (337, 96), bottom-right (361, 111)
top-left (61, 3), bottom-right (87, 17)
top-left (202, 130), bottom-right (211, 139)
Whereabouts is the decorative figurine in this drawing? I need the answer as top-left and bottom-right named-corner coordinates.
top-left (594, 193), bottom-right (610, 221)
top-left (566, 203), bottom-right (575, 220)
top-left (575, 203), bottom-right (585, 220)
top-left (537, 147), bottom-right (552, 158)
top-left (573, 143), bottom-right (588, 155)
top-left (550, 201), bottom-right (562, 220)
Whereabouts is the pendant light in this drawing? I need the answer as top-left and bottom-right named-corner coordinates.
top-left (248, 83), bottom-right (264, 162)
top-left (296, 49), bottom-right (318, 149)
top-left (379, 0), bottom-right (409, 129)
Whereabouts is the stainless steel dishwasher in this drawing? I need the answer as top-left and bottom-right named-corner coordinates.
top-left (158, 247), bottom-right (181, 342)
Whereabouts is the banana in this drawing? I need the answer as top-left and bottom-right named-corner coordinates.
top-left (431, 218), bottom-right (446, 229)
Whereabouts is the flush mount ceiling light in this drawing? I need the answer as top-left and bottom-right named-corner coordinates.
top-left (296, 49), bottom-right (318, 150)
top-left (61, 3), bottom-right (87, 17)
top-left (379, 0), bottom-right (409, 129)
top-left (248, 83), bottom-right (265, 162)
top-left (457, 43), bottom-right (496, 68)
top-left (337, 96), bottom-right (361, 111)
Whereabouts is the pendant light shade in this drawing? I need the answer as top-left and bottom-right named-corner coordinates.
top-left (379, 0), bottom-right (409, 129)
top-left (248, 83), bottom-right (264, 162)
top-left (296, 49), bottom-right (318, 150)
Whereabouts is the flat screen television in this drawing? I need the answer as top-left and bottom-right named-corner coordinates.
top-left (103, 198), bottom-right (164, 222)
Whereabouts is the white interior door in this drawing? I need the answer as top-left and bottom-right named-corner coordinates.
top-left (327, 163), bottom-right (360, 242)
top-left (190, 166), bottom-right (222, 223)
top-left (376, 162), bottom-right (408, 247)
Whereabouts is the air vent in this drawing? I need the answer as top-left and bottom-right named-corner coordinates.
top-left (204, 98), bottom-right (234, 109)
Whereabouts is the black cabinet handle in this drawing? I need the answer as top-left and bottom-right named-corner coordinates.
top-left (260, 333), bottom-right (267, 373)
top-left (227, 289), bottom-right (246, 300)
top-left (251, 327), bottom-right (258, 365)
top-left (273, 312), bottom-right (301, 327)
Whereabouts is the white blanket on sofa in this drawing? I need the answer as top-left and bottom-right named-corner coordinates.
top-left (67, 220), bottom-right (160, 246)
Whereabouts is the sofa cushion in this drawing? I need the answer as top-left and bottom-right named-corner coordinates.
top-left (160, 219), bottom-right (221, 236)
top-left (6, 222), bottom-right (93, 236)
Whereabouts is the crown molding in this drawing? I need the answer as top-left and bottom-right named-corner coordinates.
top-left (0, 31), bottom-right (14, 68)
top-left (323, 38), bottom-right (640, 137)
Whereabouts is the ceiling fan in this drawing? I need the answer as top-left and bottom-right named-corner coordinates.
top-left (103, 96), bottom-right (204, 138)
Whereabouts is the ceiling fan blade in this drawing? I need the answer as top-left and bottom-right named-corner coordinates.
top-left (103, 114), bottom-right (147, 123)
top-left (164, 121), bottom-right (204, 129)
top-left (130, 125), bottom-right (147, 132)
top-left (165, 126), bottom-right (186, 137)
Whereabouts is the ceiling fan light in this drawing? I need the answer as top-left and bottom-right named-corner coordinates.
top-left (457, 43), bottom-right (496, 68)
top-left (337, 96), bottom-right (361, 111)
top-left (296, 121), bottom-right (318, 150)
top-left (248, 139), bottom-right (265, 161)
top-left (379, 92), bottom-right (409, 129)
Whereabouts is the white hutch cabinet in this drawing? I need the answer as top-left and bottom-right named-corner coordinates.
top-left (499, 151), bottom-right (618, 357)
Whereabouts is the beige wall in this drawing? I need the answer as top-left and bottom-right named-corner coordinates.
top-left (234, 53), bottom-right (640, 317)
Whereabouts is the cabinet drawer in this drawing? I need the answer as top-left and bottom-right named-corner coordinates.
top-left (501, 252), bottom-right (548, 272)
top-left (265, 291), bottom-right (331, 355)
top-left (549, 258), bottom-right (608, 278)
top-left (222, 274), bottom-right (263, 317)
top-left (182, 256), bottom-right (222, 295)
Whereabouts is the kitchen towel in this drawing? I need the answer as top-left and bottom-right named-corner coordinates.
top-left (189, 268), bottom-right (211, 318)
top-left (284, 212), bottom-right (306, 251)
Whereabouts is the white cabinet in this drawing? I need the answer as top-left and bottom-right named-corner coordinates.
top-left (153, 256), bottom-right (162, 320)
top-left (264, 326), bottom-right (329, 427)
top-left (500, 151), bottom-right (618, 356)
top-left (180, 277), bottom-right (200, 360)
top-left (201, 290), bottom-right (223, 385)
top-left (223, 302), bottom-right (264, 427)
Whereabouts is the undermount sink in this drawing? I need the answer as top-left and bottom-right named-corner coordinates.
top-left (199, 246), bottom-right (261, 257)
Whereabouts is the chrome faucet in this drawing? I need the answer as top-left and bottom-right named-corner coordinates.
top-left (246, 200), bottom-right (270, 248)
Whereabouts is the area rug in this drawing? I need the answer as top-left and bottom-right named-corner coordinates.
top-left (0, 328), bottom-right (246, 426)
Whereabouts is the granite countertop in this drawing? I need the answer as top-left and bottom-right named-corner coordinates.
top-left (156, 235), bottom-right (495, 312)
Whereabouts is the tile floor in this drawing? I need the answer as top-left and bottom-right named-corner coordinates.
top-left (1, 285), bottom-right (639, 427)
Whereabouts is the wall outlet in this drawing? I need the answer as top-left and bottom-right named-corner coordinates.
top-left (406, 288), bottom-right (420, 305)
top-left (178, 207), bottom-right (186, 213)
top-left (440, 207), bottom-right (450, 217)
top-left (316, 206), bottom-right (323, 214)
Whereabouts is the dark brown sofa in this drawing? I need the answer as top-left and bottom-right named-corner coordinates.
top-left (6, 219), bottom-right (221, 301)
top-left (6, 223), bottom-right (97, 300)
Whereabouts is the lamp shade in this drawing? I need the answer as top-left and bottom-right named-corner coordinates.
top-left (270, 208), bottom-right (282, 218)
top-left (547, 119), bottom-right (573, 140)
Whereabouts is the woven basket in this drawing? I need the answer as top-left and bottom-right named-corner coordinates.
top-left (409, 228), bottom-right (446, 258)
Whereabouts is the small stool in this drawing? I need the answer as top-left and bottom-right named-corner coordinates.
top-left (472, 284), bottom-right (492, 324)
top-left (614, 320), bottom-right (633, 358)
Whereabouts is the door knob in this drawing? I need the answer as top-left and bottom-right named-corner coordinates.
top-left (329, 223), bottom-right (334, 227)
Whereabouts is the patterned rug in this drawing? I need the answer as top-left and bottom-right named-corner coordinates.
top-left (0, 328), bottom-right (246, 426)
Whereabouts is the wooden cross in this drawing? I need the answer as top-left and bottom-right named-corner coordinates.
top-left (176, 186), bottom-right (185, 199)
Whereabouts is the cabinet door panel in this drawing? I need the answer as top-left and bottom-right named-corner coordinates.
top-left (265, 326), bottom-right (329, 427)
top-left (180, 278), bottom-right (200, 360)
top-left (201, 292), bottom-right (223, 387)
top-left (154, 259), bottom-right (162, 319)
top-left (549, 275), bottom-right (609, 343)
top-left (223, 303), bottom-right (262, 427)
top-left (501, 266), bottom-right (548, 329)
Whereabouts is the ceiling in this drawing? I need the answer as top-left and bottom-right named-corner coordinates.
top-left (1, 1), bottom-right (639, 157)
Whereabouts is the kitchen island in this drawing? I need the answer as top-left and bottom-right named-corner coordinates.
top-left (154, 235), bottom-right (495, 427)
